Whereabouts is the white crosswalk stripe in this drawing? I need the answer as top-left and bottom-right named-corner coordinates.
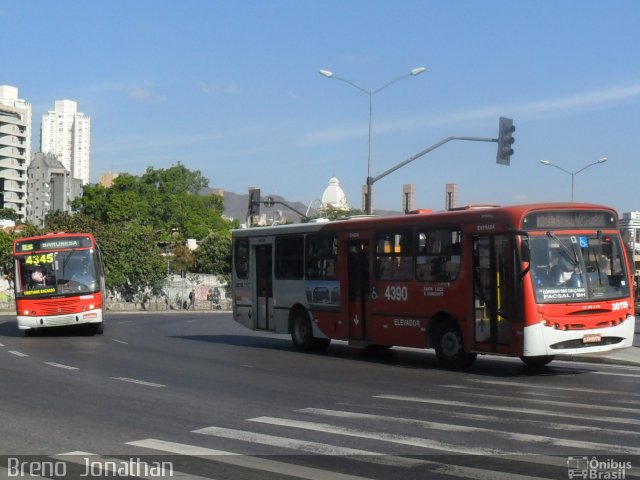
top-left (375, 394), bottom-right (640, 426)
top-left (192, 425), bottom-right (426, 467)
top-left (298, 407), bottom-right (640, 454)
top-left (30, 376), bottom-right (638, 480)
top-left (126, 439), bottom-right (376, 480)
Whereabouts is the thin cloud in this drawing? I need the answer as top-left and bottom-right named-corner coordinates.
top-left (291, 82), bottom-right (640, 150)
top-left (128, 86), bottom-right (167, 104)
top-left (427, 83), bottom-right (640, 128)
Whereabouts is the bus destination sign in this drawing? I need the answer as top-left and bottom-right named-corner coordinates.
top-left (16, 237), bottom-right (92, 253)
top-left (522, 211), bottom-right (616, 230)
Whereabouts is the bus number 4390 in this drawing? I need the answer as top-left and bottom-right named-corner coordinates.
top-left (385, 286), bottom-right (408, 302)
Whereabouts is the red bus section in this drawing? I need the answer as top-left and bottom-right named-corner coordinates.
top-left (232, 203), bottom-right (635, 368)
top-left (13, 232), bottom-right (107, 335)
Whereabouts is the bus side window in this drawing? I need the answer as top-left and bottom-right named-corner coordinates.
top-left (275, 235), bottom-right (304, 279)
top-left (306, 235), bottom-right (338, 280)
top-left (416, 229), bottom-right (461, 282)
top-left (376, 230), bottom-right (412, 281)
top-left (234, 239), bottom-right (250, 279)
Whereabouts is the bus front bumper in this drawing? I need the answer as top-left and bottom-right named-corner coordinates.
top-left (523, 314), bottom-right (635, 357)
top-left (17, 309), bottom-right (104, 330)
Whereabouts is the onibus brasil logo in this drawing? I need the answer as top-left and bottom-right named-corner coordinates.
top-left (567, 456), bottom-right (632, 479)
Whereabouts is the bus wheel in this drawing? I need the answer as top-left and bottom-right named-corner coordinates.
top-left (291, 310), bottom-right (314, 352)
top-left (94, 322), bottom-right (105, 335)
top-left (24, 328), bottom-right (37, 337)
top-left (435, 321), bottom-right (477, 369)
top-left (521, 355), bottom-right (555, 368)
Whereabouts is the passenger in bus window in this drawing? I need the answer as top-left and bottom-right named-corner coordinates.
top-left (30, 267), bottom-right (47, 287)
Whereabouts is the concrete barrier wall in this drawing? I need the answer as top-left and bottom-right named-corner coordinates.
top-left (1, 299), bottom-right (231, 313)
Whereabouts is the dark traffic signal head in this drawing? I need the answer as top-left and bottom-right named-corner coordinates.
top-left (247, 187), bottom-right (261, 225)
top-left (496, 117), bottom-right (515, 166)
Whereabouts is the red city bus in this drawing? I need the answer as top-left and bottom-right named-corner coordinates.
top-left (13, 233), bottom-right (106, 335)
top-left (232, 203), bottom-right (635, 368)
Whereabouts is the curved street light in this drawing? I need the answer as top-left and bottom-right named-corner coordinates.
top-left (319, 66), bottom-right (426, 214)
top-left (539, 157), bottom-right (608, 201)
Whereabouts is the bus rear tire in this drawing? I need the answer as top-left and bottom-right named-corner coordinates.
top-left (521, 355), bottom-right (555, 368)
top-left (435, 320), bottom-right (477, 369)
top-left (291, 310), bottom-right (314, 352)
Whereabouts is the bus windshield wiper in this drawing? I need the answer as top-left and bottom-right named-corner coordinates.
top-left (546, 231), bottom-right (579, 265)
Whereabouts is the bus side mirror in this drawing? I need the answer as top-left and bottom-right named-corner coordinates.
top-left (521, 241), bottom-right (531, 263)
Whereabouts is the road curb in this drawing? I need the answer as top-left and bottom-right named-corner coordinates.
top-left (557, 353), bottom-right (640, 367)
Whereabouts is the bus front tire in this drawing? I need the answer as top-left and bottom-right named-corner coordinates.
top-left (521, 355), bottom-right (555, 368)
top-left (435, 320), bottom-right (477, 369)
top-left (93, 322), bottom-right (105, 335)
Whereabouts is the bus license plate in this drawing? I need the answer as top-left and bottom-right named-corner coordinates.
top-left (583, 333), bottom-right (602, 344)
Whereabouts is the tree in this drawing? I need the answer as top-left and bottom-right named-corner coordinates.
top-left (11, 164), bottom-right (236, 302)
top-left (193, 231), bottom-right (232, 281)
top-left (45, 212), bottom-right (166, 300)
top-left (0, 208), bottom-right (19, 221)
top-left (75, 163), bottom-right (231, 241)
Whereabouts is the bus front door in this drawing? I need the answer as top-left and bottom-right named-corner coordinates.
top-left (347, 240), bottom-right (369, 340)
top-left (254, 244), bottom-right (273, 331)
top-left (472, 235), bottom-right (514, 352)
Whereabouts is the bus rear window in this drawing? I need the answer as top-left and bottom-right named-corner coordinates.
top-left (234, 239), bottom-right (249, 279)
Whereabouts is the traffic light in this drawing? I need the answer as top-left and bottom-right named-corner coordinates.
top-left (247, 187), bottom-right (261, 224)
top-left (496, 117), bottom-right (515, 165)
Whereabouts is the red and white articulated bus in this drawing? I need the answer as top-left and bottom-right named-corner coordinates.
top-left (232, 203), bottom-right (635, 368)
top-left (13, 232), bottom-right (106, 335)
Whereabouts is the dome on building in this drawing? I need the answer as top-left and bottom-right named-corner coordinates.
top-left (321, 177), bottom-right (349, 211)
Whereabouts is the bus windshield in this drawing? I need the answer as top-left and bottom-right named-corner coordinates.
top-left (16, 249), bottom-right (98, 297)
top-left (528, 233), bottom-right (630, 303)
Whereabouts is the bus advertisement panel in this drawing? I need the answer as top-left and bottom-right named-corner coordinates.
top-left (231, 203), bottom-right (635, 369)
top-left (13, 233), bottom-right (106, 335)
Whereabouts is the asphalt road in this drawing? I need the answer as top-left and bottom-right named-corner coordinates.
top-left (0, 313), bottom-right (638, 480)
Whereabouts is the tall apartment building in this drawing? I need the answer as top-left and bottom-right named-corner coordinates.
top-left (0, 85), bottom-right (32, 221)
top-left (41, 99), bottom-right (91, 185)
top-left (26, 152), bottom-right (83, 227)
top-left (620, 211), bottom-right (640, 292)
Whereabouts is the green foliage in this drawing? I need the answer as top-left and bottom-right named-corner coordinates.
top-left (44, 164), bottom-right (236, 297)
top-left (0, 164), bottom-right (236, 299)
top-left (193, 231), bottom-right (232, 281)
top-left (0, 229), bottom-right (15, 276)
top-left (0, 208), bottom-right (20, 221)
top-left (76, 163), bottom-right (228, 241)
top-left (306, 205), bottom-right (364, 221)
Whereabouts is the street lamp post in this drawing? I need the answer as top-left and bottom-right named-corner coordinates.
top-left (539, 157), bottom-right (608, 201)
top-left (319, 67), bottom-right (426, 214)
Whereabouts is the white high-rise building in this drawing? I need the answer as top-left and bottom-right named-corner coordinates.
top-left (0, 85), bottom-right (32, 221)
top-left (41, 99), bottom-right (91, 185)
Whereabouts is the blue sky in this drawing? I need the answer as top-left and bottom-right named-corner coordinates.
top-left (4, 0), bottom-right (640, 214)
